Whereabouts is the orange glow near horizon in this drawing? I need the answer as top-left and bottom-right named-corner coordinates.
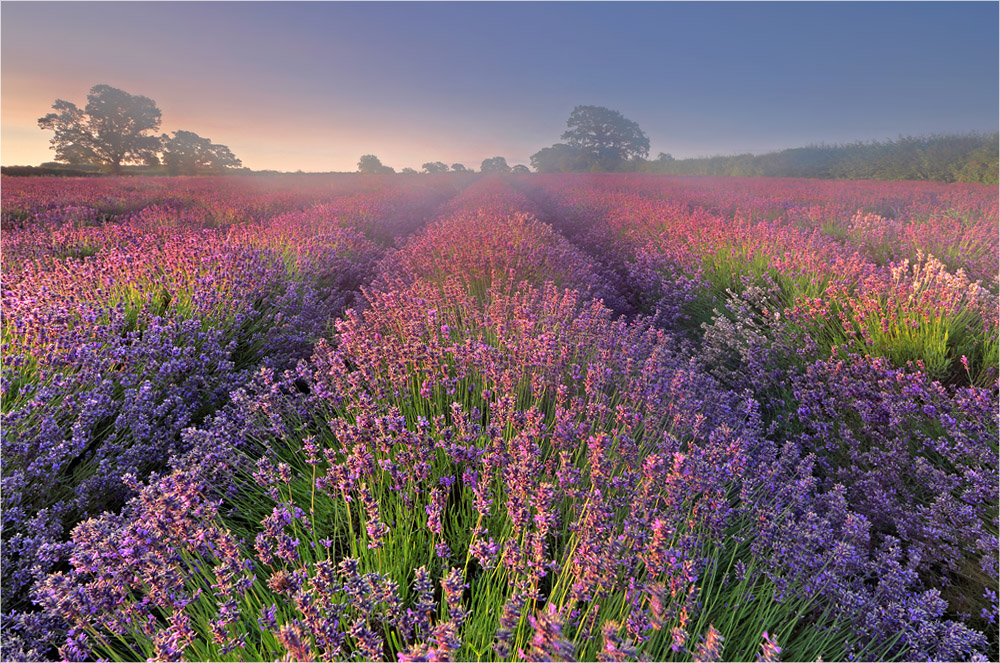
top-left (1, 75), bottom-right (536, 172)
top-left (3, 3), bottom-right (995, 173)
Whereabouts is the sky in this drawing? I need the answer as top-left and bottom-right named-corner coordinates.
top-left (2, 1), bottom-right (997, 172)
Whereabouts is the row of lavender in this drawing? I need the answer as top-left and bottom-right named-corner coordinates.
top-left (1, 176), bottom-right (462, 658)
top-left (2, 174), bottom-right (997, 661)
top-left (7, 179), bottom-right (783, 661)
top-left (516, 175), bottom-right (999, 655)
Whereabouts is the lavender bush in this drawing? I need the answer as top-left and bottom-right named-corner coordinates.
top-left (2, 174), bottom-right (996, 662)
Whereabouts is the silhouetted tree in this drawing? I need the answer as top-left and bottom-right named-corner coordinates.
top-left (451, 163), bottom-right (469, 172)
top-left (401, 167), bottom-right (418, 174)
top-left (358, 154), bottom-right (395, 174)
top-left (38, 84), bottom-right (162, 174)
top-left (561, 105), bottom-right (649, 170)
top-left (161, 130), bottom-right (241, 175)
top-left (422, 161), bottom-right (449, 174)
top-left (530, 143), bottom-right (591, 173)
top-left (511, 164), bottom-right (531, 174)
top-left (59, 142), bottom-right (102, 167)
top-left (480, 156), bottom-right (511, 174)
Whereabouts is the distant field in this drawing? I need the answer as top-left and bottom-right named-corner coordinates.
top-left (2, 174), bottom-right (997, 662)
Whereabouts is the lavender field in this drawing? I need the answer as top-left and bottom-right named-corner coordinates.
top-left (1, 174), bottom-right (997, 662)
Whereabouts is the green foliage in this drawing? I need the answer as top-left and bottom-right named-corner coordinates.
top-left (824, 296), bottom-right (998, 388)
top-left (1, 165), bottom-right (100, 177)
top-left (640, 133), bottom-right (1000, 184)
top-left (685, 244), bottom-right (829, 332)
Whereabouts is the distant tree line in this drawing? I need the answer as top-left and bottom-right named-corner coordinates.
top-left (528, 105), bottom-right (997, 185)
top-left (637, 133), bottom-right (999, 185)
top-left (36, 84), bottom-right (242, 175)
top-left (1, 165), bottom-right (101, 178)
top-left (25, 87), bottom-right (997, 183)
top-left (357, 155), bottom-right (530, 175)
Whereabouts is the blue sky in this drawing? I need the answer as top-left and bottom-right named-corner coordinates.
top-left (2, 2), bottom-right (997, 171)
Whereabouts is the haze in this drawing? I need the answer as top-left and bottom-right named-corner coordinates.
top-left (2, 1), bottom-right (997, 172)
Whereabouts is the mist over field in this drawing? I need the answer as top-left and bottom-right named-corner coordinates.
top-left (2, 3), bottom-right (998, 662)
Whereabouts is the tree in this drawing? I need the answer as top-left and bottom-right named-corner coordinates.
top-left (561, 105), bottom-right (649, 170)
top-left (59, 140), bottom-right (103, 167)
top-left (161, 130), bottom-right (241, 175)
top-left (38, 84), bottom-right (162, 174)
top-left (530, 143), bottom-right (591, 173)
top-left (480, 156), bottom-right (511, 174)
top-left (511, 164), bottom-right (531, 174)
top-left (401, 167), bottom-right (418, 174)
top-left (451, 163), bottom-right (469, 172)
top-left (358, 154), bottom-right (395, 174)
top-left (422, 161), bottom-right (449, 174)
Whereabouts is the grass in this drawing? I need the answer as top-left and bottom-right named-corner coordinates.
top-left (680, 244), bottom-right (830, 335)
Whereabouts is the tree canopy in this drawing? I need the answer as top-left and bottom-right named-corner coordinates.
top-left (530, 143), bottom-right (594, 173)
top-left (530, 106), bottom-right (650, 173)
top-left (562, 105), bottom-right (649, 169)
top-left (480, 156), bottom-right (512, 174)
top-left (161, 130), bottom-right (242, 175)
top-left (358, 155), bottom-right (395, 174)
top-left (38, 84), bottom-right (162, 174)
top-left (422, 161), bottom-right (449, 174)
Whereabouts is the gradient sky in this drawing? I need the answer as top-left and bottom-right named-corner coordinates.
top-left (2, 2), bottom-right (997, 172)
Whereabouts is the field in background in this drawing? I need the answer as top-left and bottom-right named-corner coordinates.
top-left (2, 174), bottom-right (997, 662)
